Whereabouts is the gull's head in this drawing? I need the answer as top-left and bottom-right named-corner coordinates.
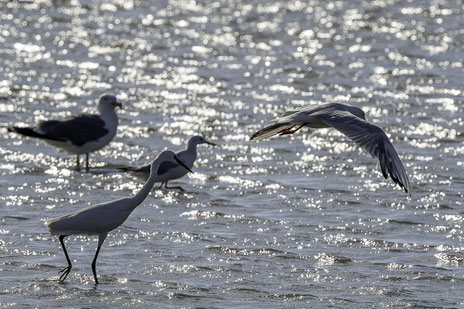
top-left (359, 109), bottom-right (366, 120)
top-left (346, 105), bottom-right (366, 120)
top-left (188, 135), bottom-right (217, 147)
top-left (98, 94), bottom-right (122, 111)
top-left (155, 150), bottom-right (194, 173)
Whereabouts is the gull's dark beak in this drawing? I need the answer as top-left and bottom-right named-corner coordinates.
top-left (174, 155), bottom-right (194, 173)
top-left (112, 101), bottom-right (122, 108)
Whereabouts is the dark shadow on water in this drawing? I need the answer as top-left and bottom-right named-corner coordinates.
top-left (2, 216), bottom-right (30, 221)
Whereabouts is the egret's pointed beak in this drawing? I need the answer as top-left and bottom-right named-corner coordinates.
top-left (174, 155), bottom-right (194, 173)
top-left (205, 140), bottom-right (217, 146)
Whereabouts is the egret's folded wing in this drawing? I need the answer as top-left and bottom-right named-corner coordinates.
top-left (317, 110), bottom-right (411, 194)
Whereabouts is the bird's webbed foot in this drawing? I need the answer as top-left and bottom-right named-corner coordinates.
top-left (279, 124), bottom-right (304, 136)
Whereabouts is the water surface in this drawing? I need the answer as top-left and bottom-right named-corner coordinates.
top-left (0, 0), bottom-right (463, 307)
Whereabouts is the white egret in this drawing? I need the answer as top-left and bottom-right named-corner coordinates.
top-left (8, 94), bottom-right (121, 170)
top-left (46, 150), bottom-right (193, 284)
top-left (250, 103), bottom-right (411, 194)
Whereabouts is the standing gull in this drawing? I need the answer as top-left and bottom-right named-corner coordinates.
top-left (46, 150), bottom-right (193, 284)
top-left (250, 103), bottom-right (411, 194)
top-left (8, 93), bottom-right (121, 170)
top-left (120, 135), bottom-right (216, 192)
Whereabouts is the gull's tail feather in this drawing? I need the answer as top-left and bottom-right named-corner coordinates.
top-left (117, 166), bottom-right (137, 172)
top-left (250, 122), bottom-right (295, 140)
top-left (117, 165), bottom-right (150, 181)
top-left (8, 127), bottom-right (45, 139)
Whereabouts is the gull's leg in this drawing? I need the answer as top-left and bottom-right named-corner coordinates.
top-left (58, 235), bottom-right (72, 282)
top-left (91, 232), bottom-right (107, 285)
top-left (164, 181), bottom-right (185, 192)
top-left (85, 153), bottom-right (90, 172)
top-left (279, 124), bottom-right (304, 136)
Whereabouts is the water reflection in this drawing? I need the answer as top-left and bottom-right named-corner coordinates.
top-left (0, 0), bottom-right (463, 307)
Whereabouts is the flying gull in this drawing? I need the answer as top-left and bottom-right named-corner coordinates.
top-left (46, 150), bottom-right (193, 284)
top-left (8, 94), bottom-right (121, 170)
top-left (120, 135), bottom-right (216, 191)
top-left (250, 103), bottom-right (411, 194)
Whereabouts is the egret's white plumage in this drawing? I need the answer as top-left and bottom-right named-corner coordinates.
top-left (8, 94), bottom-right (121, 170)
top-left (250, 103), bottom-right (411, 194)
top-left (46, 150), bottom-right (193, 284)
top-left (121, 135), bottom-right (216, 191)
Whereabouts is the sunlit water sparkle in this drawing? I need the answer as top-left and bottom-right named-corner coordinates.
top-left (0, 0), bottom-right (463, 307)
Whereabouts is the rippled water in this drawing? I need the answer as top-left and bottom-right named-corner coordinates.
top-left (1, 0), bottom-right (463, 307)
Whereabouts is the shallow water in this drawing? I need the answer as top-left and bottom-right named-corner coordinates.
top-left (0, 0), bottom-right (463, 307)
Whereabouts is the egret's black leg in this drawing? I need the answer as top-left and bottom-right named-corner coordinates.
top-left (76, 155), bottom-right (80, 170)
top-left (58, 235), bottom-right (72, 282)
top-left (91, 245), bottom-right (102, 284)
top-left (164, 181), bottom-right (185, 192)
top-left (92, 233), bottom-right (107, 285)
top-left (85, 153), bottom-right (90, 171)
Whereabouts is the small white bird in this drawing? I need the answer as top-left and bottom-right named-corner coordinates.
top-left (120, 135), bottom-right (216, 192)
top-left (250, 103), bottom-right (411, 194)
top-left (46, 150), bottom-right (193, 284)
top-left (8, 94), bottom-right (121, 170)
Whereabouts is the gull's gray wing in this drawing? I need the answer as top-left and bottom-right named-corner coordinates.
top-left (37, 114), bottom-right (109, 146)
top-left (157, 161), bottom-right (179, 175)
top-left (316, 110), bottom-right (411, 194)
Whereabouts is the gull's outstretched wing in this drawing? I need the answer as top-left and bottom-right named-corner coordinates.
top-left (249, 104), bottom-right (334, 140)
top-left (316, 110), bottom-right (411, 194)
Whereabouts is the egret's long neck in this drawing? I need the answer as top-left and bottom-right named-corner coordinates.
top-left (130, 161), bottom-right (159, 208)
